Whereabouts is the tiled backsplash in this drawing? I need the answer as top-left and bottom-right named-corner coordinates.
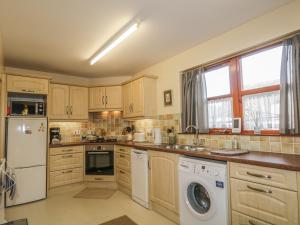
top-left (49, 113), bottom-right (300, 155)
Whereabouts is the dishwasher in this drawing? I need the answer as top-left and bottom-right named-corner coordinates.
top-left (131, 149), bottom-right (149, 208)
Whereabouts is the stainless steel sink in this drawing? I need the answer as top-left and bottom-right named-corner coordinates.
top-left (163, 144), bottom-right (207, 152)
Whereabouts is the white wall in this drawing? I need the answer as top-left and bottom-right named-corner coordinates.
top-left (134, 0), bottom-right (300, 115)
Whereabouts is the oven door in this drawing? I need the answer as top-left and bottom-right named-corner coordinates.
top-left (85, 151), bottom-right (114, 175)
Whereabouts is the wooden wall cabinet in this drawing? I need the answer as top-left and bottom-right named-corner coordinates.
top-left (49, 84), bottom-right (88, 120)
top-left (122, 76), bottom-right (157, 118)
top-left (48, 146), bottom-right (84, 188)
top-left (230, 162), bottom-right (299, 225)
top-left (89, 86), bottom-right (122, 111)
top-left (7, 75), bottom-right (49, 95)
top-left (149, 151), bottom-right (179, 223)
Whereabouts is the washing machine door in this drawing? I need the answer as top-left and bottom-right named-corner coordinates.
top-left (185, 180), bottom-right (216, 220)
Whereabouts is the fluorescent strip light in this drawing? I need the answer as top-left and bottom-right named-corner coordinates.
top-left (90, 23), bottom-right (139, 65)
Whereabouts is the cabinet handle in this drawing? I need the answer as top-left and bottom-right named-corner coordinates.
top-left (119, 170), bottom-right (125, 174)
top-left (70, 106), bottom-right (73, 115)
top-left (22, 89), bottom-right (35, 93)
top-left (131, 103), bottom-right (134, 112)
top-left (102, 96), bottom-right (104, 105)
top-left (247, 185), bottom-right (272, 194)
top-left (94, 177), bottom-right (103, 181)
top-left (62, 149), bottom-right (73, 152)
top-left (148, 159), bottom-right (151, 170)
top-left (106, 96), bottom-right (108, 105)
top-left (66, 106), bottom-right (69, 115)
top-left (62, 170), bottom-right (73, 174)
top-left (249, 220), bottom-right (258, 225)
top-left (246, 171), bottom-right (271, 179)
top-left (62, 155), bottom-right (73, 158)
top-left (119, 149), bottom-right (126, 152)
top-left (119, 154), bottom-right (125, 158)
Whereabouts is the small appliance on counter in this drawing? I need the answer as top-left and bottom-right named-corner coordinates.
top-left (49, 127), bottom-right (61, 144)
top-left (133, 132), bottom-right (146, 142)
top-left (153, 128), bottom-right (162, 145)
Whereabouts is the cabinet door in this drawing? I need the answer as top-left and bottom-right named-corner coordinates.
top-left (105, 86), bottom-right (122, 109)
top-left (49, 84), bottom-right (69, 120)
top-left (89, 87), bottom-right (105, 110)
top-left (7, 75), bottom-right (49, 94)
top-left (131, 78), bottom-right (144, 116)
top-left (122, 83), bottom-right (132, 117)
top-left (231, 178), bottom-right (298, 225)
top-left (232, 211), bottom-right (272, 225)
top-left (49, 168), bottom-right (83, 188)
top-left (149, 151), bottom-right (178, 213)
top-left (69, 86), bottom-right (88, 120)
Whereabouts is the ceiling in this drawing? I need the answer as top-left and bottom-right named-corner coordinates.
top-left (0, 0), bottom-right (292, 77)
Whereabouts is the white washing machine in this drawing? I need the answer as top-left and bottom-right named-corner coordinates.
top-left (179, 156), bottom-right (228, 225)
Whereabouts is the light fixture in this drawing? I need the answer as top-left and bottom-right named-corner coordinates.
top-left (90, 23), bottom-right (139, 65)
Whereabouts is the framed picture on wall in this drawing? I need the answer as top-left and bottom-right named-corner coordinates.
top-left (164, 89), bottom-right (173, 106)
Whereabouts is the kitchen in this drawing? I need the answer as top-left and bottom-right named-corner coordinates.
top-left (1, 0), bottom-right (300, 225)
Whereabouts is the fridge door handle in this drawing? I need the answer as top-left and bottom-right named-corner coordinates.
top-left (14, 165), bottom-right (45, 169)
top-left (24, 130), bottom-right (32, 135)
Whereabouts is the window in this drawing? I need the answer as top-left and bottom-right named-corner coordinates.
top-left (240, 46), bottom-right (282, 90)
top-left (205, 65), bottom-right (233, 129)
top-left (240, 45), bottom-right (282, 131)
top-left (203, 43), bottom-right (283, 134)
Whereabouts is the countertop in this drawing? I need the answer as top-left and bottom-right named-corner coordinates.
top-left (49, 141), bottom-right (300, 171)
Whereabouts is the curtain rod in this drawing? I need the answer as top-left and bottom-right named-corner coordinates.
top-left (182, 29), bottom-right (300, 73)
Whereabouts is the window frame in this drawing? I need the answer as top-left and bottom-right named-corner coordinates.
top-left (205, 62), bottom-right (233, 131)
top-left (205, 42), bottom-right (282, 135)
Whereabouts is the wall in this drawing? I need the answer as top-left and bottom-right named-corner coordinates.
top-left (4, 67), bottom-right (131, 86)
top-left (133, 0), bottom-right (300, 115)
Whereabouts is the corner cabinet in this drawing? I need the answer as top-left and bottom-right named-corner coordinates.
top-left (122, 76), bottom-right (157, 118)
top-left (149, 151), bottom-right (179, 223)
top-left (89, 86), bottom-right (122, 111)
top-left (49, 84), bottom-right (88, 120)
top-left (7, 74), bottom-right (49, 95)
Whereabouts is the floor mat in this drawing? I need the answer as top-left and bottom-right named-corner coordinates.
top-left (99, 216), bottom-right (138, 225)
top-left (73, 188), bottom-right (116, 199)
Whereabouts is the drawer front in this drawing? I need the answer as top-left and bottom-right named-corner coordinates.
top-left (115, 145), bottom-right (131, 155)
top-left (49, 168), bottom-right (83, 188)
top-left (116, 168), bottom-right (131, 189)
top-left (231, 178), bottom-right (298, 225)
top-left (7, 75), bottom-right (49, 94)
top-left (232, 211), bottom-right (272, 225)
top-left (49, 153), bottom-right (83, 172)
top-left (84, 175), bottom-right (115, 182)
top-left (116, 152), bottom-right (131, 171)
top-left (230, 162), bottom-right (297, 191)
top-left (50, 146), bottom-right (83, 156)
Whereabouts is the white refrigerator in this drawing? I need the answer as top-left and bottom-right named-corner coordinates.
top-left (6, 117), bottom-right (47, 206)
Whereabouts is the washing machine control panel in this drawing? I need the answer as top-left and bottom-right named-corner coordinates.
top-left (179, 159), bottom-right (226, 180)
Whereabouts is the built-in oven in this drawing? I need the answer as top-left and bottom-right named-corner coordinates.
top-left (85, 145), bottom-right (114, 176)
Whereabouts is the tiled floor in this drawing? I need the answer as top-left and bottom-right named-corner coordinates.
top-left (6, 185), bottom-right (176, 225)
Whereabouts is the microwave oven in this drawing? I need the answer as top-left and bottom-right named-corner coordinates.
top-left (8, 97), bottom-right (46, 116)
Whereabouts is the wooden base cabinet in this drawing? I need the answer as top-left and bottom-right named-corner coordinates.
top-left (115, 146), bottom-right (132, 195)
top-left (230, 162), bottom-right (299, 225)
top-left (232, 211), bottom-right (272, 225)
top-left (49, 146), bottom-right (84, 188)
top-left (149, 151), bottom-right (179, 223)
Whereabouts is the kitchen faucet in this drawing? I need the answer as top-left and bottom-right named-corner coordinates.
top-left (185, 125), bottom-right (200, 146)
